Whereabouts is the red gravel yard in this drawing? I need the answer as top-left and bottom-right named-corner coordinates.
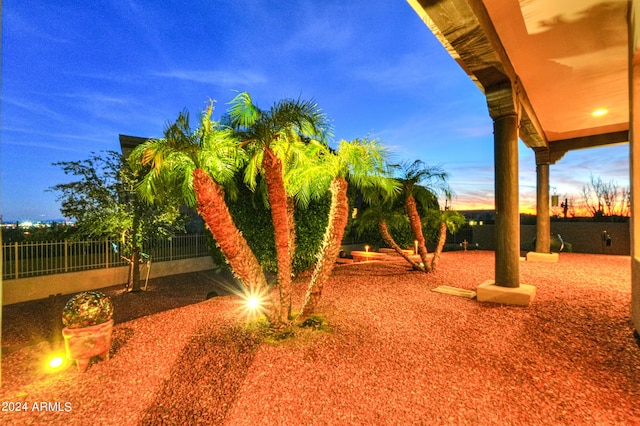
top-left (1, 251), bottom-right (638, 425)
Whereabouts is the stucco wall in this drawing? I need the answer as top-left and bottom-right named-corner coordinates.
top-left (472, 222), bottom-right (629, 255)
top-left (3, 256), bottom-right (215, 306)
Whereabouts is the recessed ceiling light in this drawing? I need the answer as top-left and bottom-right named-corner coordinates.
top-left (592, 108), bottom-right (608, 117)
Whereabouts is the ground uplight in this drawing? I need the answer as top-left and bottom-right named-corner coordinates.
top-left (44, 353), bottom-right (71, 374)
top-left (234, 286), bottom-right (271, 322)
top-left (247, 296), bottom-right (261, 310)
top-left (49, 356), bottom-right (64, 368)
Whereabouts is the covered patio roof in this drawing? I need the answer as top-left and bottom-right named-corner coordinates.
top-left (408, 0), bottom-right (629, 163)
top-left (405, 0), bottom-right (639, 322)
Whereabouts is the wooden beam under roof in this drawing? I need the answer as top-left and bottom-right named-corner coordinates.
top-left (534, 130), bottom-right (629, 165)
top-left (407, 0), bottom-right (547, 149)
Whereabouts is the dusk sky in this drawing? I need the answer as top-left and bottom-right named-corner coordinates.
top-left (1, 1), bottom-right (630, 223)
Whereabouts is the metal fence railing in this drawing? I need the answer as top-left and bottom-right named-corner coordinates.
top-left (2, 234), bottom-right (210, 280)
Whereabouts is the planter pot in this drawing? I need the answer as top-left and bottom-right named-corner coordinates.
top-left (62, 319), bottom-right (113, 372)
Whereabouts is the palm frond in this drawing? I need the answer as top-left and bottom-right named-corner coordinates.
top-left (227, 91), bottom-right (260, 129)
top-left (129, 103), bottom-right (246, 207)
top-left (286, 159), bottom-right (334, 208)
top-left (354, 199), bottom-right (406, 236)
top-left (270, 97), bottom-right (332, 142)
top-left (412, 186), bottom-right (440, 212)
top-left (398, 160), bottom-right (450, 194)
top-left (335, 138), bottom-right (399, 200)
top-left (243, 149), bottom-right (264, 191)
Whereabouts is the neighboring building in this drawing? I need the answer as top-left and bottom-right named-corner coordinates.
top-left (457, 210), bottom-right (495, 225)
top-left (119, 134), bottom-right (150, 159)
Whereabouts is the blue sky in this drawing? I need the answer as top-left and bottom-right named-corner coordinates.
top-left (1, 0), bottom-right (630, 223)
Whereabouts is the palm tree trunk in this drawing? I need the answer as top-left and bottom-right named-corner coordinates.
top-left (262, 149), bottom-right (292, 322)
top-left (192, 169), bottom-right (276, 322)
top-left (298, 177), bottom-right (349, 322)
top-left (378, 220), bottom-right (425, 271)
top-left (405, 195), bottom-right (432, 272)
top-left (287, 196), bottom-right (296, 273)
top-left (430, 222), bottom-right (447, 271)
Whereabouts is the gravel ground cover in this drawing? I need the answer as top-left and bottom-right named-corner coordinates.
top-left (1, 251), bottom-right (638, 425)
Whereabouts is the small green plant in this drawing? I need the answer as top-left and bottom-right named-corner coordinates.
top-left (62, 291), bottom-right (114, 329)
top-left (243, 313), bottom-right (330, 346)
top-left (299, 314), bottom-right (329, 331)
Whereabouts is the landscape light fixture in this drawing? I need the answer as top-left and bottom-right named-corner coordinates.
top-left (365, 245), bottom-right (370, 253)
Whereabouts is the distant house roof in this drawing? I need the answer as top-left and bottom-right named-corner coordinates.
top-left (118, 134), bottom-right (150, 159)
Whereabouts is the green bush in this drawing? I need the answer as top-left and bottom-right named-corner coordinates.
top-left (208, 175), bottom-right (329, 276)
top-left (292, 194), bottom-right (330, 273)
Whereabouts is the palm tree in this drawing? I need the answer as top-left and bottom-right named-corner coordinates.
top-left (129, 102), bottom-right (277, 322)
top-left (355, 196), bottom-right (426, 272)
top-left (226, 92), bottom-right (331, 322)
top-left (296, 138), bottom-right (398, 322)
top-left (396, 160), bottom-right (450, 273)
top-left (422, 209), bottom-right (466, 271)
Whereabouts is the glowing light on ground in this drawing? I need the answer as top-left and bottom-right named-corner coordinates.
top-left (233, 285), bottom-right (271, 322)
top-left (592, 108), bottom-right (608, 117)
top-left (44, 354), bottom-right (70, 373)
top-left (247, 296), bottom-right (261, 310)
top-left (49, 356), bottom-right (64, 369)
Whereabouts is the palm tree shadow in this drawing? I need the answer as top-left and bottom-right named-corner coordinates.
top-left (138, 323), bottom-right (261, 424)
top-left (110, 326), bottom-right (135, 357)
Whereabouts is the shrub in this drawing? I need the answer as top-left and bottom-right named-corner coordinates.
top-left (208, 174), bottom-right (330, 276)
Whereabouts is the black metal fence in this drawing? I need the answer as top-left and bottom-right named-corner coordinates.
top-left (2, 234), bottom-right (210, 280)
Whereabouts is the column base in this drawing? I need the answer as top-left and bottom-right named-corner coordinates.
top-left (477, 280), bottom-right (536, 306)
top-left (526, 252), bottom-right (559, 262)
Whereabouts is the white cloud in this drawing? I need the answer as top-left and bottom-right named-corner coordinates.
top-left (154, 69), bottom-right (267, 87)
top-left (3, 98), bottom-right (67, 122)
top-left (352, 52), bottom-right (443, 92)
top-left (1, 135), bottom-right (93, 153)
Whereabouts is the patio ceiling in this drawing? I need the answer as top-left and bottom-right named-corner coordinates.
top-left (408, 0), bottom-right (629, 163)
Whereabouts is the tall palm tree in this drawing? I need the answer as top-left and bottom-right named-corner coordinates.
top-left (129, 102), bottom-right (276, 322)
top-left (397, 160), bottom-right (450, 273)
top-left (296, 138), bottom-right (398, 322)
top-left (226, 92), bottom-right (331, 322)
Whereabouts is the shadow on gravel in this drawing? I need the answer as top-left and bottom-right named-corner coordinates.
top-left (1, 294), bottom-right (67, 354)
top-left (111, 326), bottom-right (135, 357)
top-left (138, 323), bottom-right (261, 425)
top-left (108, 270), bottom-right (242, 325)
top-left (2, 269), bottom-right (242, 352)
